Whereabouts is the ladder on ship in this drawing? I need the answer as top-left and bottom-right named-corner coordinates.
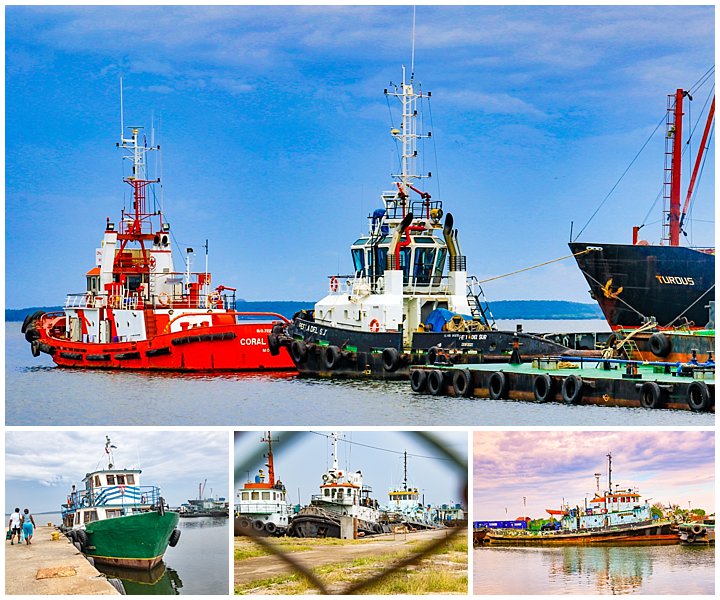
top-left (467, 275), bottom-right (496, 329)
top-left (144, 307), bottom-right (157, 338)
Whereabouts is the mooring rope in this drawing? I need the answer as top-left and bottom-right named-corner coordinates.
top-left (476, 248), bottom-right (596, 285)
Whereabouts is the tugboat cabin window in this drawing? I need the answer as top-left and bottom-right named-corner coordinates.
top-left (351, 249), bottom-right (365, 275)
top-left (94, 475), bottom-right (101, 487)
top-left (324, 489), bottom-right (331, 497)
top-left (83, 510), bottom-right (98, 523)
top-left (261, 492), bottom-right (270, 500)
top-left (241, 492), bottom-right (249, 500)
top-left (251, 492), bottom-right (259, 500)
top-left (116, 475), bottom-right (126, 485)
top-left (413, 247), bottom-right (437, 285)
top-left (87, 275), bottom-right (100, 293)
top-left (126, 474), bottom-right (135, 484)
top-left (107, 475), bottom-right (116, 485)
top-left (106, 509), bottom-right (122, 519)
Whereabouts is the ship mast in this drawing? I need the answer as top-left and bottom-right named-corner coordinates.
top-left (606, 452), bottom-right (613, 495)
top-left (403, 450), bottom-right (408, 491)
top-left (105, 436), bottom-right (116, 470)
top-left (262, 431), bottom-right (277, 486)
top-left (330, 432), bottom-right (339, 473)
top-left (664, 89), bottom-right (686, 246)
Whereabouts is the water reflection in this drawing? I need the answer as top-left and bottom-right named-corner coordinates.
top-left (98, 562), bottom-right (184, 595)
top-left (474, 545), bottom-right (714, 595)
top-left (178, 516), bottom-right (228, 529)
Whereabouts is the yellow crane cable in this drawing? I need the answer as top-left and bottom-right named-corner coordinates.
top-left (476, 248), bottom-right (597, 285)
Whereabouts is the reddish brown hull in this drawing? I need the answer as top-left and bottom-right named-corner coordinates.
top-left (39, 323), bottom-right (295, 372)
top-left (92, 555), bottom-right (164, 569)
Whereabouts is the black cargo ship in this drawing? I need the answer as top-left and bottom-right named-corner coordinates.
top-left (571, 88), bottom-right (715, 332)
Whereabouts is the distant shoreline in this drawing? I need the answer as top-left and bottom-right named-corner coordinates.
top-left (7, 299), bottom-right (603, 322)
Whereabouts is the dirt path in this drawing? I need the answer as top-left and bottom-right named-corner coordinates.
top-left (235, 528), bottom-right (453, 586)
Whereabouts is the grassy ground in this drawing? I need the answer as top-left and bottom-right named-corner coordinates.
top-left (234, 532), bottom-right (468, 595)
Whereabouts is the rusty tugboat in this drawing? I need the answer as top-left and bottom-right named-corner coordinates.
top-left (22, 115), bottom-right (295, 372)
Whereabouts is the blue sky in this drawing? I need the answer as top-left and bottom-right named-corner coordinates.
top-left (5, 4), bottom-right (715, 308)
top-left (474, 430), bottom-right (715, 519)
top-left (5, 431), bottom-right (229, 514)
top-left (234, 430), bottom-right (467, 509)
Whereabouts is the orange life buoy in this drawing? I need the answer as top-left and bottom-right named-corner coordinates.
top-left (369, 319), bottom-right (380, 332)
top-left (158, 292), bottom-right (170, 307)
top-left (330, 276), bottom-right (339, 292)
top-left (207, 291), bottom-right (221, 308)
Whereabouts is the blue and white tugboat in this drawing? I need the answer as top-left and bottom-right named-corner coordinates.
top-left (271, 63), bottom-right (576, 380)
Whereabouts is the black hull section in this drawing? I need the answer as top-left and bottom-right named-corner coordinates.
top-left (569, 242), bottom-right (715, 329)
top-left (282, 318), bottom-right (582, 379)
top-left (288, 515), bottom-right (386, 539)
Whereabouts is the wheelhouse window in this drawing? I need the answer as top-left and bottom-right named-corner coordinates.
top-left (94, 476), bottom-right (101, 487)
top-left (116, 475), bottom-right (126, 485)
top-left (434, 248), bottom-right (447, 280)
top-left (107, 475), bottom-right (116, 485)
top-left (351, 249), bottom-right (366, 275)
top-left (83, 510), bottom-right (98, 523)
top-left (413, 247), bottom-right (437, 285)
top-left (106, 509), bottom-right (122, 519)
top-left (126, 474), bottom-right (135, 485)
top-left (261, 492), bottom-right (270, 500)
top-left (251, 492), bottom-right (259, 500)
top-left (241, 492), bottom-right (249, 501)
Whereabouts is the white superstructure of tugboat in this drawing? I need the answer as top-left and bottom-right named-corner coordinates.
top-left (288, 432), bottom-right (387, 538)
top-left (271, 64), bottom-right (576, 379)
top-left (234, 432), bottom-right (292, 537)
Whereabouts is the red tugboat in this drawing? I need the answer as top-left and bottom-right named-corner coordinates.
top-left (22, 123), bottom-right (294, 372)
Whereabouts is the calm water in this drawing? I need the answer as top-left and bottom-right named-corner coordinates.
top-left (474, 545), bottom-right (715, 595)
top-left (6, 321), bottom-right (713, 426)
top-left (13, 513), bottom-right (228, 595)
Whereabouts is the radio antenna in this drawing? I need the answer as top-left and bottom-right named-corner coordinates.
top-left (119, 77), bottom-right (125, 141)
top-left (410, 6), bottom-right (416, 81)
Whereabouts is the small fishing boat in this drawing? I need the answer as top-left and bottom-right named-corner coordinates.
top-left (484, 453), bottom-right (677, 545)
top-left (234, 432), bottom-right (292, 537)
top-left (570, 87), bottom-right (715, 363)
top-left (288, 432), bottom-right (387, 538)
top-left (61, 437), bottom-right (181, 569)
top-left (271, 63), bottom-right (582, 379)
top-left (179, 480), bottom-right (228, 517)
top-left (22, 115), bottom-right (295, 372)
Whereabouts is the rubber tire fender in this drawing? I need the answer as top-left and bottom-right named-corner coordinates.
top-left (639, 381), bottom-right (664, 409)
top-left (427, 369), bottom-right (446, 396)
top-left (21, 310), bottom-right (44, 334)
top-left (168, 528), bottom-right (181, 547)
top-left (410, 369), bottom-right (427, 393)
top-left (75, 529), bottom-right (89, 547)
top-left (452, 369), bottom-right (474, 398)
top-left (488, 371), bottom-right (509, 400)
top-left (290, 339), bottom-right (308, 364)
top-left (561, 375), bottom-right (584, 404)
top-left (426, 346), bottom-right (439, 365)
top-left (268, 334), bottom-right (280, 356)
top-left (252, 520), bottom-right (265, 532)
top-left (238, 517), bottom-right (251, 530)
top-left (73, 541), bottom-right (83, 552)
top-left (532, 374), bottom-right (554, 403)
top-left (648, 332), bottom-right (671, 358)
top-left (323, 345), bottom-right (342, 370)
top-left (687, 381), bottom-right (712, 412)
top-left (264, 522), bottom-right (277, 535)
top-left (25, 328), bottom-right (41, 342)
top-left (31, 339), bottom-right (41, 358)
top-left (691, 524), bottom-right (704, 536)
top-left (382, 347), bottom-right (401, 372)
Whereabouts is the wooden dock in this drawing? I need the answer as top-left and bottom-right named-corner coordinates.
top-left (5, 526), bottom-right (119, 595)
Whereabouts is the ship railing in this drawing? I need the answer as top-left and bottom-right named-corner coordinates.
top-left (384, 198), bottom-right (444, 221)
top-left (63, 485), bottom-right (160, 514)
top-left (65, 292), bottom-right (110, 309)
top-left (149, 290), bottom-right (234, 310)
top-left (341, 273), bottom-right (453, 297)
top-left (310, 494), bottom-right (354, 505)
top-left (235, 502), bottom-right (287, 514)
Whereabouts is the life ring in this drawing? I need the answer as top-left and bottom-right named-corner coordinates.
top-left (290, 340), bottom-right (308, 364)
top-left (158, 292), bottom-right (170, 307)
top-left (382, 347), bottom-right (401, 372)
top-left (323, 345), bottom-right (342, 370)
top-left (687, 381), bottom-right (712, 412)
top-left (532, 374), bottom-right (554, 403)
top-left (149, 255), bottom-right (157, 271)
top-left (452, 369), bottom-right (473, 398)
top-left (330, 276), bottom-right (339, 292)
top-left (207, 291), bottom-right (221, 308)
top-left (488, 371), bottom-right (509, 400)
top-left (648, 332), bottom-right (671, 358)
top-left (427, 369), bottom-right (446, 396)
top-left (410, 369), bottom-right (427, 393)
top-left (561, 375), bottom-right (584, 404)
top-left (639, 381), bottom-right (664, 409)
top-left (369, 319), bottom-right (380, 333)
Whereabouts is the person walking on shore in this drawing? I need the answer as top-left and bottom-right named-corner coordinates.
top-left (21, 509), bottom-right (35, 545)
top-left (8, 508), bottom-right (22, 545)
